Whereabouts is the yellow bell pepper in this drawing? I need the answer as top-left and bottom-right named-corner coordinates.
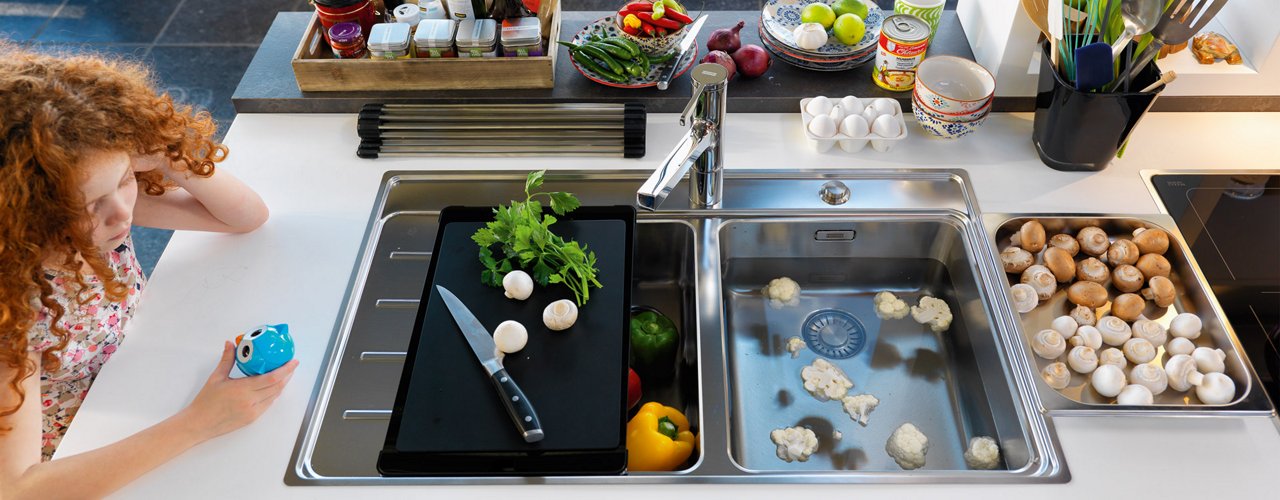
top-left (626, 402), bottom-right (695, 472)
top-left (623, 13), bottom-right (643, 30)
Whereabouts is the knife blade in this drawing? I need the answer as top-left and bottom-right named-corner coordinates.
top-left (436, 285), bottom-right (544, 443)
top-left (657, 14), bottom-right (708, 91)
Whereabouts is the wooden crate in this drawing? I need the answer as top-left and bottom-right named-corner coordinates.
top-left (291, 6), bottom-right (561, 91)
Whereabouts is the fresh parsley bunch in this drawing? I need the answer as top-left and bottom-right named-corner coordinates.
top-left (472, 171), bottom-right (601, 306)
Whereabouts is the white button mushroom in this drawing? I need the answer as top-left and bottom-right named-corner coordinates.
top-left (1000, 246), bottom-right (1035, 274)
top-left (1116, 384), bottom-right (1154, 405)
top-left (1076, 227), bottom-right (1111, 257)
top-left (1050, 315), bottom-right (1079, 339)
top-left (1031, 329), bottom-right (1067, 360)
top-left (1192, 347), bottom-right (1227, 374)
top-left (1091, 364), bottom-right (1127, 397)
top-left (1194, 372), bottom-right (1236, 405)
top-left (1131, 316), bottom-right (1168, 347)
top-left (1076, 257), bottom-right (1110, 284)
top-left (1070, 325), bottom-right (1103, 350)
top-left (1165, 354), bottom-right (1202, 392)
top-left (1097, 316), bottom-right (1133, 346)
top-left (542, 299), bottom-right (578, 331)
top-left (501, 270), bottom-right (534, 300)
top-left (1098, 348), bottom-right (1127, 369)
top-left (1166, 337), bottom-right (1195, 357)
top-left (1069, 305), bottom-right (1097, 327)
top-left (1067, 346), bottom-right (1099, 374)
top-left (1010, 284), bottom-right (1040, 314)
top-left (1169, 313), bottom-right (1202, 340)
top-left (1041, 362), bottom-right (1072, 389)
top-left (493, 320), bottom-right (528, 353)
top-left (1010, 220), bottom-right (1046, 252)
top-left (1020, 265), bottom-right (1057, 301)
top-left (1122, 338), bottom-right (1157, 365)
top-left (1129, 364), bottom-right (1168, 395)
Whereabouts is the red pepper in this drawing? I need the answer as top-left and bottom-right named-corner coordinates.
top-left (664, 8), bottom-right (693, 24)
top-left (621, 1), bottom-right (654, 13)
top-left (641, 22), bottom-right (657, 37)
top-left (622, 24), bottom-right (641, 36)
top-left (656, 26), bottom-right (668, 36)
top-left (636, 11), bottom-right (682, 30)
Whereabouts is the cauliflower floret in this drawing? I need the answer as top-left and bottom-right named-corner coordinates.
top-left (873, 291), bottom-right (909, 320)
top-left (786, 336), bottom-right (806, 358)
top-left (963, 436), bottom-right (1001, 470)
top-left (762, 277), bottom-right (801, 308)
top-left (885, 422), bottom-right (930, 470)
top-left (770, 426), bottom-right (819, 463)
top-left (911, 296), bottom-right (953, 333)
top-left (800, 358), bottom-right (853, 401)
top-left (841, 393), bottom-right (880, 426)
top-left (832, 430), bottom-right (843, 441)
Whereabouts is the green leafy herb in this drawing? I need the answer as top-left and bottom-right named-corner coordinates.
top-left (472, 171), bottom-right (599, 306)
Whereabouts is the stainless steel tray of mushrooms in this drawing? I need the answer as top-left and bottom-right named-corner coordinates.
top-left (983, 214), bottom-right (1274, 416)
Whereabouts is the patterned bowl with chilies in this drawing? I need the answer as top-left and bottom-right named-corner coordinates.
top-left (603, 14), bottom-right (688, 56)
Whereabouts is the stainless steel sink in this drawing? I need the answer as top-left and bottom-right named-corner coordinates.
top-left (286, 170), bottom-right (1067, 484)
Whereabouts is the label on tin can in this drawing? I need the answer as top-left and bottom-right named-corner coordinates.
top-left (873, 14), bottom-right (931, 92)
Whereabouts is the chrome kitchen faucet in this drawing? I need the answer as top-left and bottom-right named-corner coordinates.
top-left (637, 63), bottom-right (729, 211)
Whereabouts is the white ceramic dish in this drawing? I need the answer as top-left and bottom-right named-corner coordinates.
top-left (799, 96), bottom-right (908, 153)
top-left (915, 56), bottom-right (996, 114)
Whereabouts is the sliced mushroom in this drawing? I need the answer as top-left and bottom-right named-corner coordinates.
top-left (1020, 265), bottom-right (1057, 301)
top-left (1107, 239), bottom-right (1140, 267)
top-left (1110, 293), bottom-right (1146, 322)
top-left (1132, 227), bottom-right (1170, 255)
top-left (1047, 234), bottom-right (1080, 256)
top-left (1000, 246), bottom-right (1035, 274)
top-left (1010, 220), bottom-right (1046, 252)
top-left (1069, 304), bottom-right (1097, 327)
top-left (1136, 253), bottom-right (1172, 280)
top-left (1111, 265), bottom-right (1145, 293)
top-left (1043, 246), bottom-right (1076, 283)
top-left (1141, 276), bottom-right (1176, 308)
top-left (1076, 257), bottom-right (1109, 284)
top-left (1076, 227), bottom-right (1111, 257)
top-left (1066, 281), bottom-right (1108, 308)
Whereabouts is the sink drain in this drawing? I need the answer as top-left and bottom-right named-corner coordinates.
top-left (801, 309), bottom-right (867, 360)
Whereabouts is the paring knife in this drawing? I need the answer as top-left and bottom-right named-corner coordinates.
top-left (657, 14), bottom-right (708, 91)
top-left (436, 285), bottom-right (544, 443)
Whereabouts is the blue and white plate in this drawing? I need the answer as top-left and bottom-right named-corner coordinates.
top-left (762, 0), bottom-right (883, 57)
top-left (761, 35), bottom-right (875, 72)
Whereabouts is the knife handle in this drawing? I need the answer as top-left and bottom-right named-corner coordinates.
top-left (490, 368), bottom-right (544, 443)
top-left (657, 51), bottom-right (687, 91)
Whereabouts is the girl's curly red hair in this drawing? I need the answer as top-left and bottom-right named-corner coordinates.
top-left (0, 44), bottom-right (224, 424)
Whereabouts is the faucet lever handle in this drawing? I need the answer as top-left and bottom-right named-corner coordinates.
top-left (678, 63), bottom-right (731, 127)
top-left (678, 81), bottom-right (705, 127)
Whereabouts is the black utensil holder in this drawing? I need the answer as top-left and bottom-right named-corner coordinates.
top-left (1033, 41), bottom-right (1163, 172)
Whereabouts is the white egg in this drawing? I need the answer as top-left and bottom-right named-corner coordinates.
top-left (839, 96), bottom-right (863, 114)
top-left (861, 106), bottom-right (880, 124)
top-left (807, 114), bottom-right (838, 137)
top-left (805, 96), bottom-right (833, 116)
top-left (828, 105), bottom-right (846, 123)
top-left (871, 98), bottom-right (898, 116)
top-left (871, 114), bottom-right (902, 138)
top-left (841, 114), bottom-right (870, 137)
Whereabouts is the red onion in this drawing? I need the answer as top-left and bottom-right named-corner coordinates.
top-left (706, 21), bottom-right (744, 54)
top-left (702, 50), bottom-right (737, 80)
top-left (731, 44), bottom-right (771, 79)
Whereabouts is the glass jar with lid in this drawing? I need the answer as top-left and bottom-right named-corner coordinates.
top-left (413, 19), bottom-right (458, 58)
top-left (455, 18), bottom-right (498, 58)
top-left (499, 16), bottom-right (543, 57)
top-left (328, 22), bottom-right (368, 59)
top-left (368, 22), bottom-right (414, 59)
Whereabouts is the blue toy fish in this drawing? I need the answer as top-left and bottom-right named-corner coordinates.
top-left (234, 323), bottom-right (295, 376)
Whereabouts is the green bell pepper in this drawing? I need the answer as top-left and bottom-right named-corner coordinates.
top-left (630, 309), bottom-right (679, 381)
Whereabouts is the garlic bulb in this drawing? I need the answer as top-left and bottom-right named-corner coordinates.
top-left (1098, 348), bottom-right (1127, 369)
top-left (1129, 363), bottom-right (1168, 395)
top-left (1096, 316), bottom-right (1132, 346)
top-left (542, 299), bottom-right (578, 331)
top-left (1031, 329), bottom-right (1067, 359)
top-left (493, 320), bottom-right (528, 353)
top-left (1166, 337), bottom-right (1195, 356)
top-left (1131, 317), bottom-right (1168, 347)
top-left (1067, 346), bottom-right (1099, 374)
top-left (1069, 305), bottom-right (1096, 327)
top-left (1021, 265), bottom-right (1057, 301)
top-left (1194, 372), bottom-right (1236, 405)
top-left (1091, 364), bottom-right (1127, 397)
top-left (1009, 284), bottom-right (1039, 314)
top-left (1165, 354), bottom-right (1201, 392)
top-left (1169, 313), bottom-right (1202, 339)
top-left (502, 270), bottom-right (534, 300)
top-left (1192, 347), bottom-right (1227, 373)
top-left (792, 23), bottom-right (829, 51)
top-left (1041, 362), bottom-right (1072, 389)
top-left (1050, 315), bottom-right (1078, 339)
top-left (1069, 325), bottom-right (1103, 350)
top-left (1116, 384), bottom-right (1154, 405)
top-left (1122, 338), bottom-right (1156, 364)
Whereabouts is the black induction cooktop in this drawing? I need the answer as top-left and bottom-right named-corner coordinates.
top-left (1151, 173), bottom-right (1280, 403)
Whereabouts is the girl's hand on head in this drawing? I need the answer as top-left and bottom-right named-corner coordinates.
top-left (178, 341), bottom-right (298, 441)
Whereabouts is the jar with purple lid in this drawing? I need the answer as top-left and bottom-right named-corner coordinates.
top-left (328, 22), bottom-right (367, 59)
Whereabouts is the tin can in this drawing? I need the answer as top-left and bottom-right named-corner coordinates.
top-left (873, 14), bottom-right (930, 92)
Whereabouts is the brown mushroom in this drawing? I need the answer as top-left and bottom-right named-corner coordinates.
top-left (1076, 226), bottom-right (1111, 257)
top-left (1112, 264), bottom-right (1145, 293)
top-left (1068, 218), bottom-right (1104, 231)
top-left (1048, 234), bottom-right (1080, 256)
top-left (1067, 281), bottom-right (1109, 308)
top-left (1043, 247), bottom-right (1076, 283)
top-left (1010, 220), bottom-right (1046, 252)
top-left (1076, 257), bottom-right (1110, 284)
top-left (1040, 219), bottom-right (1067, 233)
top-left (1136, 253), bottom-right (1172, 279)
top-left (1111, 293), bottom-right (1146, 322)
top-left (1132, 228), bottom-right (1170, 255)
top-left (1141, 276), bottom-right (1176, 308)
top-left (1107, 239), bottom-right (1140, 266)
top-left (1000, 246), bottom-right (1035, 274)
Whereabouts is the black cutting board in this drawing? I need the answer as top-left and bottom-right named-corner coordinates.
top-left (379, 205), bottom-right (634, 476)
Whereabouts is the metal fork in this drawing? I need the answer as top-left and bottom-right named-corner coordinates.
top-left (1109, 0), bottom-right (1230, 92)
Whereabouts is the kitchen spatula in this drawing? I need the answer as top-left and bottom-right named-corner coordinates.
top-left (1074, 42), bottom-right (1113, 90)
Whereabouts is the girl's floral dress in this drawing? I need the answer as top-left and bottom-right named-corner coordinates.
top-left (26, 238), bottom-right (146, 460)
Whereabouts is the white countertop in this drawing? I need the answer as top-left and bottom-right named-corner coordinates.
top-left (56, 111), bottom-right (1280, 498)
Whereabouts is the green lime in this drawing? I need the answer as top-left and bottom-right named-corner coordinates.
top-left (800, 3), bottom-right (837, 29)
top-left (832, 13), bottom-right (866, 45)
top-left (833, 0), bottom-right (869, 20)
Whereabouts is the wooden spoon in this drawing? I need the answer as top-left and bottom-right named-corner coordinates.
top-left (1021, 0), bottom-right (1050, 39)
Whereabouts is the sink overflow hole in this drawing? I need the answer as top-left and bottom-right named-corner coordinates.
top-left (802, 309), bottom-right (867, 360)
top-left (814, 230), bottom-right (856, 241)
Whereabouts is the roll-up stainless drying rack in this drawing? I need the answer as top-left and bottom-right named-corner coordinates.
top-left (356, 103), bottom-right (646, 158)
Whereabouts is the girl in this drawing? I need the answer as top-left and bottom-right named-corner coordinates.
top-left (0, 46), bottom-right (297, 498)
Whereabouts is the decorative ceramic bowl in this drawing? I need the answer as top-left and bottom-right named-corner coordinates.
top-left (761, 0), bottom-right (883, 57)
top-left (915, 56), bottom-right (996, 114)
top-left (912, 89), bottom-right (992, 123)
top-left (612, 15), bottom-right (688, 55)
top-left (912, 96), bottom-right (989, 139)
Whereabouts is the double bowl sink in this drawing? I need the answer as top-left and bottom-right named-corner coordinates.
top-left (287, 170), bottom-right (1067, 484)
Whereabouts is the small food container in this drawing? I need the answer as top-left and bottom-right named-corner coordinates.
top-left (368, 22), bottom-right (414, 59)
top-left (327, 21), bottom-right (367, 59)
top-left (413, 19), bottom-right (458, 58)
top-left (499, 16), bottom-right (543, 57)
top-left (455, 18), bottom-right (498, 58)
top-left (418, 0), bottom-right (449, 20)
top-left (799, 96), bottom-right (908, 153)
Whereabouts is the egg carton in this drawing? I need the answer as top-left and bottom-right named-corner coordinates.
top-left (800, 96), bottom-right (908, 153)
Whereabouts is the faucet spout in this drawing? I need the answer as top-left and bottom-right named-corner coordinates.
top-left (635, 62), bottom-right (730, 212)
top-left (637, 127), bottom-right (716, 211)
